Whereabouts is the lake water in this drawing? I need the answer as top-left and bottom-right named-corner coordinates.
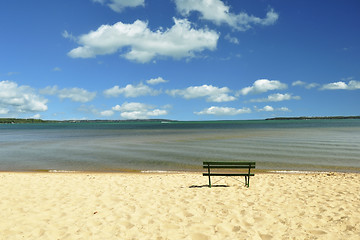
top-left (1, 119), bottom-right (360, 172)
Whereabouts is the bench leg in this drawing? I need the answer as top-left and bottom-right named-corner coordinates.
top-left (207, 165), bottom-right (211, 188)
top-left (244, 176), bottom-right (250, 187)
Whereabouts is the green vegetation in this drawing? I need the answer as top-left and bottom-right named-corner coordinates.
top-left (0, 118), bottom-right (47, 124)
top-left (1, 116), bottom-right (359, 124)
top-left (266, 116), bottom-right (360, 120)
top-left (0, 118), bottom-right (176, 124)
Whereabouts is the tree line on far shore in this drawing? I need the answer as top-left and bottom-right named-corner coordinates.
top-left (1, 116), bottom-right (359, 124)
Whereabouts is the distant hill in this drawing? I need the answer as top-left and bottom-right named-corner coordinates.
top-left (2, 116), bottom-right (359, 124)
top-left (0, 118), bottom-right (47, 124)
top-left (266, 116), bottom-right (360, 120)
top-left (0, 118), bottom-right (177, 124)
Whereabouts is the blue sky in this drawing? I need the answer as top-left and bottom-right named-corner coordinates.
top-left (1, 0), bottom-right (359, 120)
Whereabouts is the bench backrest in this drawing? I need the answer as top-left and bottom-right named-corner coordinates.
top-left (203, 161), bottom-right (256, 169)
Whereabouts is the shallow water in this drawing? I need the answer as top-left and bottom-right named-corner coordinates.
top-left (1, 119), bottom-right (359, 172)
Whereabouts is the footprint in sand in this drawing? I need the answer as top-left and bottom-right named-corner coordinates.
top-left (259, 233), bottom-right (273, 240)
top-left (309, 229), bottom-right (327, 235)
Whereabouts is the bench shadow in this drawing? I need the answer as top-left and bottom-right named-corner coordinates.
top-left (189, 184), bottom-right (229, 188)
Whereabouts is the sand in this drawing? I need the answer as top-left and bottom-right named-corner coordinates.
top-left (0, 172), bottom-right (359, 240)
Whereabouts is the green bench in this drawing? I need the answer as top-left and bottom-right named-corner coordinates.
top-left (203, 161), bottom-right (255, 188)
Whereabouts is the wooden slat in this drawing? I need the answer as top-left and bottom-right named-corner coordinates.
top-left (203, 161), bottom-right (255, 165)
top-left (203, 173), bottom-right (255, 177)
top-left (203, 165), bottom-right (255, 169)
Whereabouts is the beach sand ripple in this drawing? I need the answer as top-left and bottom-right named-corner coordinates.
top-left (0, 172), bottom-right (359, 239)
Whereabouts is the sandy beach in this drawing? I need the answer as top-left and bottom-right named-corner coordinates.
top-left (0, 172), bottom-right (359, 240)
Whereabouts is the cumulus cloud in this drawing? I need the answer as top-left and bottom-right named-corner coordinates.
top-left (40, 86), bottom-right (96, 103)
top-left (67, 18), bottom-right (219, 63)
top-left (107, 102), bottom-right (168, 119)
top-left (250, 93), bottom-right (301, 102)
top-left (146, 77), bottom-right (168, 85)
top-left (278, 107), bottom-right (290, 112)
top-left (0, 80), bottom-right (48, 114)
top-left (292, 80), bottom-right (318, 89)
top-left (104, 83), bottom-right (160, 98)
top-left (292, 80), bottom-right (305, 87)
top-left (258, 105), bottom-right (274, 112)
top-left (195, 106), bottom-right (251, 115)
top-left (238, 79), bottom-right (287, 95)
top-left (167, 84), bottom-right (236, 102)
top-left (321, 80), bottom-right (360, 90)
top-left (175, 0), bottom-right (278, 31)
top-left (100, 110), bottom-right (115, 117)
top-left (255, 106), bottom-right (290, 112)
top-left (93, 0), bottom-right (144, 12)
top-left (58, 88), bottom-right (96, 102)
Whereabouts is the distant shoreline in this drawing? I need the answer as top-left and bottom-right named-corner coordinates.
top-left (0, 118), bottom-right (176, 124)
top-left (265, 116), bottom-right (360, 120)
top-left (1, 116), bottom-right (360, 124)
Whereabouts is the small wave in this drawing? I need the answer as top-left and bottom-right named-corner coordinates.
top-left (140, 170), bottom-right (183, 173)
top-left (269, 170), bottom-right (330, 174)
top-left (48, 170), bottom-right (79, 173)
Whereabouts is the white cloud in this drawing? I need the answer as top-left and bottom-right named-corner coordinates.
top-left (292, 80), bottom-right (305, 87)
top-left (260, 105), bottom-right (274, 112)
top-left (0, 80), bottom-right (48, 114)
top-left (40, 86), bottom-right (96, 103)
top-left (278, 107), bottom-right (290, 112)
top-left (40, 86), bottom-right (59, 95)
top-left (321, 80), bottom-right (360, 90)
top-left (93, 0), bottom-right (144, 12)
top-left (195, 106), bottom-right (251, 115)
top-left (111, 102), bottom-right (168, 119)
top-left (0, 108), bottom-right (9, 114)
top-left (53, 67), bottom-right (62, 71)
top-left (322, 82), bottom-right (347, 90)
top-left (167, 84), bottom-right (236, 102)
top-left (31, 114), bottom-right (41, 119)
top-left (250, 93), bottom-right (301, 102)
top-left (175, 0), bottom-right (278, 31)
top-left (306, 83), bottom-right (319, 89)
top-left (292, 80), bottom-right (318, 89)
top-left (104, 83), bottom-right (160, 98)
top-left (67, 18), bottom-right (219, 63)
top-left (224, 34), bottom-right (239, 44)
top-left (146, 77), bottom-right (168, 85)
top-left (62, 30), bottom-right (77, 42)
top-left (238, 79), bottom-right (287, 95)
top-left (100, 110), bottom-right (115, 117)
top-left (58, 88), bottom-right (96, 102)
top-left (256, 105), bottom-right (290, 112)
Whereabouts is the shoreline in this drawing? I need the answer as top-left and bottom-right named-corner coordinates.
top-left (1, 116), bottom-right (360, 124)
top-left (2, 167), bottom-right (360, 174)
